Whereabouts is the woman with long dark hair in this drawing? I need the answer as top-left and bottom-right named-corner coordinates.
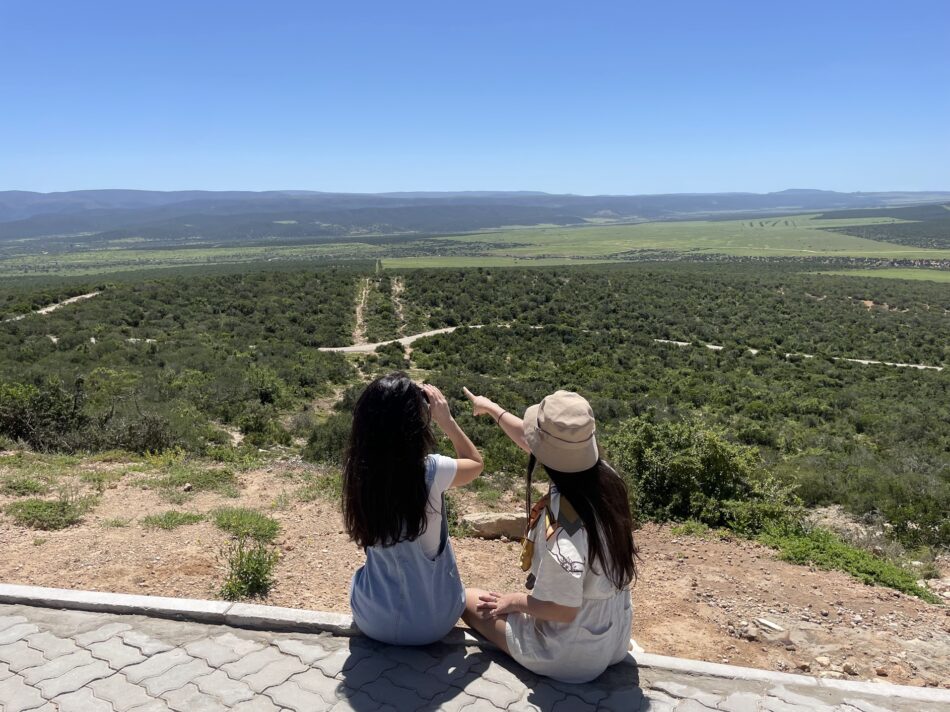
top-left (461, 387), bottom-right (637, 683)
top-left (345, 373), bottom-right (483, 645)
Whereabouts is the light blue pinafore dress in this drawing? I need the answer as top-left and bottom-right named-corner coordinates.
top-left (350, 458), bottom-right (466, 645)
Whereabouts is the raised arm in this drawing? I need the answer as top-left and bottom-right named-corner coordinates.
top-left (462, 387), bottom-right (530, 453)
top-left (422, 383), bottom-right (483, 487)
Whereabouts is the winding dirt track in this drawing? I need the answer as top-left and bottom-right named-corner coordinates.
top-left (3, 291), bottom-right (101, 322)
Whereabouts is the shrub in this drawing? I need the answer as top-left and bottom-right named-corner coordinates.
top-left (303, 412), bottom-right (351, 465)
top-left (1, 475), bottom-right (49, 497)
top-left (141, 510), bottom-right (205, 530)
top-left (219, 536), bottom-right (279, 600)
top-left (238, 403), bottom-right (292, 448)
top-left (5, 486), bottom-right (92, 530)
top-left (213, 507), bottom-right (280, 542)
top-left (295, 472), bottom-right (343, 503)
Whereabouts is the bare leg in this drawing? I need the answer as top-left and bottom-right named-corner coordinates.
top-left (462, 588), bottom-right (511, 654)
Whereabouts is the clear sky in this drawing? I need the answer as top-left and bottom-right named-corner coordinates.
top-left (2, 1), bottom-right (948, 194)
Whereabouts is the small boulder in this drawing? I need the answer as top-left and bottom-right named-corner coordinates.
top-left (462, 512), bottom-right (526, 540)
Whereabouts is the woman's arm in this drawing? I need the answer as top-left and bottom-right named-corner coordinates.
top-left (462, 387), bottom-right (530, 453)
top-left (423, 383), bottom-right (483, 486)
top-left (475, 591), bottom-right (579, 624)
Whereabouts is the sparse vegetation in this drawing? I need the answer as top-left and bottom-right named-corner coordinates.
top-left (212, 507), bottom-right (279, 542)
top-left (5, 485), bottom-right (93, 530)
top-left (218, 536), bottom-right (279, 600)
top-left (141, 510), bottom-right (205, 530)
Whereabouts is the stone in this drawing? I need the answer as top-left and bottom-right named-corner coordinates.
top-left (843, 662), bottom-right (859, 676)
top-left (88, 637), bottom-right (147, 669)
top-left (243, 656), bottom-right (309, 693)
top-left (162, 683), bottom-right (228, 712)
top-left (36, 660), bottom-right (113, 699)
top-left (193, 669), bottom-right (255, 706)
top-left (52, 687), bottom-right (113, 712)
top-left (89, 673), bottom-right (157, 711)
top-left (462, 512), bottom-right (527, 539)
top-left (0, 673), bottom-right (47, 712)
top-left (814, 655), bottom-right (831, 667)
top-left (139, 658), bottom-right (213, 696)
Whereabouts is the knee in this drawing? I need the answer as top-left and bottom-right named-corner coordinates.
top-left (463, 588), bottom-right (487, 616)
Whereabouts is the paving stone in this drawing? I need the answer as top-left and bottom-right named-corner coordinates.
top-left (384, 645), bottom-right (440, 674)
top-left (0, 622), bottom-right (39, 645)
top-left (481, 661), bottom-right (536, 692)
top-left (193, 669), bottom-right (256, 706)
top-left (123, 648), bottom-right (193, 684)
top-left (552, 696), bottom-right (597, 712)
top-left (761, 697), bottom-right (812, 712)
top-left (650, 679), bottom-right (723, 709)
top-left (769, 685), bottom-right (837, 711)
top-left (425, 648), bottom-right (480, 687)
top-left (462, 676), bottom-right (523, 709)
top-left (128, 703), bottom-right (173, 712)
top-left (74, 622), bottom-right (134, 646)
top-left (89, 672), bottom-right (158, 711)
top-left (273, 637), bottom-right (331, 664)
top-left (677, 701), bottom-right (722, 712)
top-left (140, 657), bottom-right (214, 696)
top-left (428, 691), bottom-right (482, 712)
top-left (222, 646), bottom-right (288, 678)
top-left (312, 648), bottom-right (351, 678)
top-left (383, 664), bottom-right (451, 699)
top-left (0, 640), bottom-right (47, 672)
top-left (89, 636), bottom-right (148, 669)
top-left (53, 687), bottom-right (115, 712)
top-left (842, 699), bottom-right (900, 712)
top-left (288, 668), bottom-right (345, 704)
top-left (0, 661), bottom-right (11, 681)
top-left (229, 697), bottom-right (284, 712)
top-left (330, 688), bottom-right (396, 712)
top-left (599, 685), bottom-right (649, 712)
top-left (120, 629), bottom-right (174, 655)
top-left (36, 659), bottom-right (113, 699)
top-left (360, 675), bottom-right (428, 710)
top-left (162, 682), bottom-right (229, 712)
top-left (338, 653), bottom-right (398, 691)
top-left (0, 673), bottom-right (48, 712)
top-left (185, 634), bottom-right (262, 667)
top-left (25, 631), bottom-right (79, 659)
top-left (508, 684), bottom-right (567, 712)
top-left (20, 649), bottom-right (95, 684)
top-left (265, 680), bottom-right (331, 711)
top-left (0, 615), bottom-right (29, 632)
top-left (243, 655), bottom-right (309, 693)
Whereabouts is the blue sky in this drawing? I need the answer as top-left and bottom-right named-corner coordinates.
top-left (2, 1), bottom-right (948, 194)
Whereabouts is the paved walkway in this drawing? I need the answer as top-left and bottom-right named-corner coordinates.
top-left (1, 601), bottom-right (947, 712)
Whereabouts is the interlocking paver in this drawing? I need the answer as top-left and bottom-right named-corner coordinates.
top-left (193, 669), bottom-right (256, 706)
top-left (0, 622), bottom-right (39, 645)
top-left (265, 679), bottom-right (330, 711)
top-left (221, 646), bottom-right (287, 678)
top-left (0, 615), bottom-right (29, 632)
top-left (384, 664), bottom-right (452, 699)
top-left (361, 674), bottom-right (429, 710)
top-left (274, 637), bottom-right (331, 664)
top-left (123, 648), bottom-right (193, 684)
top-left (89, 672), bottom-right (159, 711)
top-left (0, 661), bottom-right (12, 681)
top-left (120, 629), bottom-right (174, 656)
top-left (89, 636), bottom-right (148, 669)
top-left (427, 691), bottom-right (482, 712)
top-left (36, 659), bottom-right (113, 699)
top-left (718, 691), bottom-right (761, 712)
top-left (0, 673), bottom-right (47, 712)
top-left (508, 684), bottom-right (566, 712)
top-left (53, 687), bottom-right (114, 712)
top-left (185, 634), bottom-right (263, 667)
top-left (287, 668), bottom-right (344, 704)
top-left (20, 649), bottom-right (95, 684)
top-left (338, 653), bottom-right (398, 691)
top-left (330, 688), bottom-right (398, 712)
top-left (25, 630), bottom-right (79, 659)
top-left (0, 640), bottom-right (47, 672)
top-left (140, 657), bottom-right (214, 696)
top-left (74, 622), bottom-right (134, 646)
top-left (230, 696), bottom-right (284, 712)
top-left (162, 682), bottom-right (229, 712)
top-left (312, 648), bottom-right (351, 678)
top-left (463, 676), bottom-right (525, 709)
top-left (128, 702), bottom-right (173, 712)
top-left (243, 655), bottom-right (309, 693)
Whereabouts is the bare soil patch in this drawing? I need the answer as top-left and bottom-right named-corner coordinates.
top-left (1, 457), bottom-right (947, 687)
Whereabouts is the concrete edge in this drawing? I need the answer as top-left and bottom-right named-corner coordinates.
top-left (1, 583), bottom-right (946, 703)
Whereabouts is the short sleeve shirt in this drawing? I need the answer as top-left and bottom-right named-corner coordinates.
top-left (419, 454), bottom-right (457, 559)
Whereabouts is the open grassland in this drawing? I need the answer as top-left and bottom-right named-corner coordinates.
top-left (816, 268), bottom-right (950, 283)
top-left (3, 213), bottom-right (949, 277)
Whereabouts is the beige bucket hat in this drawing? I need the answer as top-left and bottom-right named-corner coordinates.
top-left (523, 390), bottom-right (599, 473)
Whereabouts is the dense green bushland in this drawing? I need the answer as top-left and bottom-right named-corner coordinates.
top-left (0, 266), bottom-right (359, 451)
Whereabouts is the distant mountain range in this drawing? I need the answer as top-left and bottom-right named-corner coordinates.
top-left (1, 188), bottom-right (948, 249)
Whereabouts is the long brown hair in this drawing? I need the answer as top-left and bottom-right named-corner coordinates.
top-left (538, 456), bottom-right (638, 589)
top-left (342, 372), bottom-right (436, 548)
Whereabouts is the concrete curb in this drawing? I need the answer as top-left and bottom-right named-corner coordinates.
top-left (1, 583), bottom-right (947, 703)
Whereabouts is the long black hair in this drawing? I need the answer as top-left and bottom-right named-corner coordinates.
top-left (342, 372), bottom-right (436, 548)
top-left (540, 456), bottom-right (638, 590)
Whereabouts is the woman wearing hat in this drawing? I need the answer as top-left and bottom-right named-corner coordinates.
top-left (461, 387), bottom-right (637, 684)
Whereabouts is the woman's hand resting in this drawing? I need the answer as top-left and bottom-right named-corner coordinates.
top-left (475, 591), bottom-right (525, 618)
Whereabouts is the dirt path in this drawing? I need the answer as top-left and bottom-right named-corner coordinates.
top-left (352, 278), bottom-right (370, 346)
top-left (391, 276), bottom-right (407, 336)
top-left (3, 291), bottom-right (101, 322)
top-left (1, 462), bottom-right (946, 687)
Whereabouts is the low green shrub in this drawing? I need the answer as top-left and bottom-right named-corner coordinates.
top-left (219, 536), bottom-right (279, 600)
top-left (141, 510), bottom-right (205, 530)
top-left (5, 486), bottom-right (93, 530)
top-left (213, 507), bottom-right (280, 542)
top-left (758, 523), bottom-right (940, 604)
top-left (1, 475), bottom-right (49, 497)
top-left (295, 472), bottom-right (342, 502)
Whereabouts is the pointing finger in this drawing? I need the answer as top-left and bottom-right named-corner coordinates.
top-left (462, 387), bottom-right (476, 401)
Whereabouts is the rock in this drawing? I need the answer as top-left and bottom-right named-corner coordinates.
top-left (815, 656), bottom-right (831, 667)
top-left (820, 610), bottom-right (829, 617)
top-left (822, 671), bottom-right (845, 680)
top-left (182, 483), bottom-right (193, 492)
top-left (876, 667), bottom-right (889, 677)
top-left (843, 662), bottom-right (859, 676)
top-left (462, 512), bottom-right (526, 539)
top-left (796, 662), bottom-right (811, 672)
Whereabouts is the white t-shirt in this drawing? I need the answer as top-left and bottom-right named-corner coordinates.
top-left (419, 454), bottom-right (457, 559)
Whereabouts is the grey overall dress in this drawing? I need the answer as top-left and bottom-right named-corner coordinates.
top-left (350, 459), bottom-right (466, 645)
